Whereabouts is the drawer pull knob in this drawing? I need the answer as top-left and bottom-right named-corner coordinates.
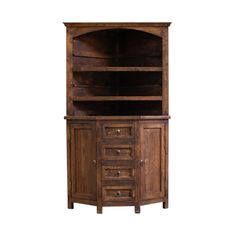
top-left (116, 171), bottom-right (121, 176)
top-left (116, 149), bottom-right (121, 154)
top-left (116, 191), bottom-right (121, 196)
top-left (116, 129), bottom-right (121, 135)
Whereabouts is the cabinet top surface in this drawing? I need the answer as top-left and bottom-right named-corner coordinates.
top-left (63, 22), bottom-right (171, 27)
top-left (64, 116), bottom-right (171, 120)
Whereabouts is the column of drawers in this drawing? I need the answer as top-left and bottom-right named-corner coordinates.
top-left (97, 121), bottom-right (137, 205)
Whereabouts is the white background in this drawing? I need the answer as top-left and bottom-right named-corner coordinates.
top-left (0, 0), bottom-right (236, 235)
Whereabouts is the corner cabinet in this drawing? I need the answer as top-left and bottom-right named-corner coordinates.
top-left (64, 22), bottom-right (171, 213)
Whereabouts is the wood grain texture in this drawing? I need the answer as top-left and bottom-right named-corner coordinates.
top-left (162, 27), bottom-right (169, 114)
top-left (102, 166), bottom-right (134, 180)
top-left (66, 28), bottom-right (73, 115)
top-left (102, 185), bottom-right (135, 202)
top-left (64, 22), bottom-right (171, 27)
top-left (96, 121), bottom-right (103, 213)
top-left (72, 96), bottom-right (162, 101)
top-left (73, 66), bottom-right (163, 72)
top-left (70, 123), bottom-right (97, 201)
top-left (101, 122), bottom-right (135, 139)
top-left (66, 121), bottom-right (73, 209)
top-left (101, 144), bottom-right (134, 161)
top-left (134, 121), bottom-right (140, 213)
top-left (139, 122), bottom-right (165, 201)
top-left (65, 115), bottom-right (170, 120)
top-left (68, 27), bottom-right (164, 40)
top-left (163, 123), bottom-right (169, 208)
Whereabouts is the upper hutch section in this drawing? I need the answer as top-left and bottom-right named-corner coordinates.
top-left (64, 23), bottom-right (171, 117)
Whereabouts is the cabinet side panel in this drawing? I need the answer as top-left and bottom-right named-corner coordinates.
top-left (66, 29), bottom-right (73, 115)
top-left (140, 123), bottom-right (165, 200)
top-left (71, 123), bottom-right (97, 200)
top-left (162, 27), bottom-right (169, 115)
top-left (163, 122), bottom-right (169, 207)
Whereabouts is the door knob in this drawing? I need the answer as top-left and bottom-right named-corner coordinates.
top-left (92, 160), bottom-right (97, 166)
top-left (140, 160), bottom-right (145, 167)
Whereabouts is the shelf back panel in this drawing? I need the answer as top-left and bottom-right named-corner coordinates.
top-left (73, 72), bottom-right (162, 97)
top-left (73, 101), bottom-right (162, 116)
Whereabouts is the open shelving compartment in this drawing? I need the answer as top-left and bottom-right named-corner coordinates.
top-left (71, 28), bottom-right (163, 116)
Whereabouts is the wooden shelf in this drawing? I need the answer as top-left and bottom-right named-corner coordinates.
top-left (72, 96), bottom-right (162, 101)
top-left (74, 67), bottom-right (163, 72)
top-left (73, 55), bottom-right (161, 59)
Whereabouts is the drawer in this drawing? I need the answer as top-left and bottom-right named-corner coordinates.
top-left (102, 186), bottom-right (135, 201)
top-left (101, 123), bottom-right (135, 139)
top-left (101, 144), bottom-right (134, 160)
top-left (102, 166), bottom-right (134, 180)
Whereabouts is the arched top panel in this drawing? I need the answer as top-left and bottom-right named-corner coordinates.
top-left (70, 26), bottom-right (163, 39)
top-left (72, 28), bottom-right (163, 66)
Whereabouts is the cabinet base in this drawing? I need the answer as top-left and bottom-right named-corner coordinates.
top-left (97, 205), bottom-right (103, 214)
top-left (163, 200), bottom-right (168, 209)
top-left (68, 201), bottom-right (168, 213)
top-left (68, 200), bottom-right (74, 209)
top-left (135, 205), bottom-right (140, 213)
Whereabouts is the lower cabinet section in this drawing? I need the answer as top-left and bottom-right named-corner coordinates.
top-left (67, 119), bottom-right (168, 213)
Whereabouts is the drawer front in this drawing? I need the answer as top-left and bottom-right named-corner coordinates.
top-left (103, 186), bottom-right (135, 201)
top-left (102, 166), bottom-right (134, 180)
top-left (101, 123), bottom-right (135, 139)
top-left (101, 144), bottom-right (134, 160)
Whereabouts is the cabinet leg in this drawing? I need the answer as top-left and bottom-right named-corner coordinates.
top-left (97, 205), bottom-right (103, 214)
top-left (135, 205), bottom-right (140, 213)
top-left (68, 200), bottom-right (74, 209)
top-left (163, 200), bottom-right (168, 209)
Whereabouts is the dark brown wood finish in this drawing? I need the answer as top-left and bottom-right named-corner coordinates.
top-left (64, 22), bottom-right (171, 213)
top-left (139, 122), bottom-right (165, 201)
top-left (163, 123), bottom-right (169, 208)
top-left (66, 28), bottom-right (73, 116)
top-left (162, 28), bottom-right (169, 115)
top-left (64, 22), bottom-right (171, 27)
top-left (73, 67), bottom-right (163, 72)
top-left (66, 121), bottom-right (73, 209)
top-left (72, 96), bottom-right (162, 101)
top-left (70, 123), bottom-right (97, 202)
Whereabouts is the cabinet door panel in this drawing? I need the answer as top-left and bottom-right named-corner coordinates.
top-left (70, 123), bottom-right (97, 200)
top-left (139, 123), bottom-right (165, 200)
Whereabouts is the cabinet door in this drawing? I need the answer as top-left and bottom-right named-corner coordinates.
top-left (139, 122), bottom-right (165, 201)
top-left (70, 123), bottom-right (97, 201)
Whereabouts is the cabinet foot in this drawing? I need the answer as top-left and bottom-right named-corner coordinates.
top-left (163, 200), bottom-right (168, 209)
top-left (68, 200), bottom-right (74, 209)
top-left (135, 205), bottom-right (140, 213)
top-left (97, 206), bottom-right (103, 214)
